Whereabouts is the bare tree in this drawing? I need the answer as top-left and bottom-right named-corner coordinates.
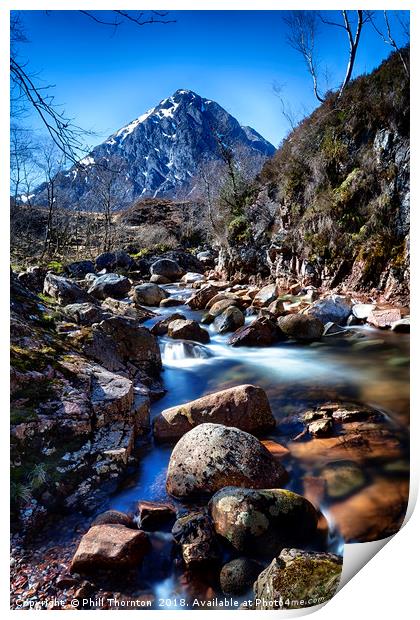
top-left (94, 158), bottom-right (128, 251)
top-left (367, 11), bottom-right (409, 77)
top-left (284, 10), bottom-right (369, 102)
top-left (35, 141), bottom-right (66, 257)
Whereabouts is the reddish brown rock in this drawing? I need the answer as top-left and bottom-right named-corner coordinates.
top-left (154, 384), bottom-right (275, 441)
top-left (71, 524), bottom-right (150, 573)
top-left (137, 500), bottom-right (176, 530)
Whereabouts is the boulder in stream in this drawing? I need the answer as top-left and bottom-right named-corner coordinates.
top-left (278, 314), bottom-right (324, 341)
top-left (253, 548), bottom-right (342, 609)
top-left (220, 558), bottom-right (263, 595)
top-left (166, 423), bottom-right (288, 499)
top-left (172, 511), bottom-right (219, 566)
top-left (167, 319), bottom-right (210, 344)
top-left (133, 283), bottom-right (168, 306)
top-left (209, 487), bottom-right (319, 557)
top-left (151, 258), bottom-right (184, 281)
top-left (306, 295), bottom-right (353, 325)
top-left (154, 384), bottom-right (275, 441)
top-left (71, 524), bottom-right (150, 573)
top-left (213, 306), bottom-right (245, 333)
top-left (43, 273), bottom-right (90, 305)
top-left (229, 317), bottom-right (280, 347)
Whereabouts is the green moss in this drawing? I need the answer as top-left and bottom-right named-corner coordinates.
top-left (46, 260), bottom-right (64, 274)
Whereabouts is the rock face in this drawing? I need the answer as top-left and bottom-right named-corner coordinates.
top-left (132, 283), bottom-right (168, 306)
top-left (150, 258), bottom-right (184, 281)
top-left (209, 487), bottom-right (318, 557)
top-left (88, 273), bottom-right (131, 300)
top-left (278, 314), bottom-right (324, 341)
top-left (43, 273), bottom-right (89, 305)
top-left (172, 512), bottom-right (219, 566)
top-left (71, 524), bottom-right (150, 573)
top-left (166, 423), bottom-right (288, 499)
top-left (167, 319), bottom-right (210, 344)
top-left (229, 318), bottom-right (279, 347)
top-left (253, 549), bottom-right (342, 609)
top-left (220, 558), bottom-right (262, 595)
top-left (213, 307), bottom-right (245, 333)
top-left (84, 316), bottom-right (162, 375)
top-left (32, 89), bottom-right (274, 209)
top-left (154, 384), bottom-right (275, 441)
top-left (306, 295), bottom-right (353, 325)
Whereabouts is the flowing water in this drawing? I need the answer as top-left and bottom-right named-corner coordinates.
top-left (102, 285), bottom-right (409, 604)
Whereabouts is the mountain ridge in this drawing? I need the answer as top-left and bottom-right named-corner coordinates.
top-left (32, 89), bottom-right (275, 211)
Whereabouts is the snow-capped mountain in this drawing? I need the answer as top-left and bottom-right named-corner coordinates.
top-left (33, 89), bottom-right (275, 210)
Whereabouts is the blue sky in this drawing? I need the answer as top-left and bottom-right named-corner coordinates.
top-left (13, 10), bottom-right (409, 149)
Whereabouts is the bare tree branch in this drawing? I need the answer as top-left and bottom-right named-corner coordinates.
top-left (367, 11), bottom-right (409, 77)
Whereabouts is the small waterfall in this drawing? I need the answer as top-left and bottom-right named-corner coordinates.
top-left (161, 340), bottom-right (212, 363)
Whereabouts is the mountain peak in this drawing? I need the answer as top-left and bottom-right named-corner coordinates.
top-left (33, 90), bottom-right (275, 210)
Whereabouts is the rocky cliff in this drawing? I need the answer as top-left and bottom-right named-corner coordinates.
top-left (217, 49), bottom-right (410, 303)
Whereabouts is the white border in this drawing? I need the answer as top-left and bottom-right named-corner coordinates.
top-left (1, 1), bottom-right (418, 618)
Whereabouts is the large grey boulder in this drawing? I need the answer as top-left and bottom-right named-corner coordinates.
top-left (133, 283), bottom-right (168, 306)
top-left (209, 487), bottom-right (319, 557)
top-left (306, 295), bottom-right (353, 325)
top-left (43, 273), bottom-right (90, 305)
top-left (166, 423), bottom-right (288, 499)
top-left (253, 549), bottom-right (342, 609)
top-left (88, 273), bottom-right (131, 300)
top-left (150, 258), bottom-right (184, 282)
top-left (154, 384), bottom-right (275, 442)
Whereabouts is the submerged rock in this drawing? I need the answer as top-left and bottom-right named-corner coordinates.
top-left (329, 478), bottom-right (409, 542)
top-left (321, 461), bottom-right (366, 499)
top-left (209, 487), bottom-right (318, 557)
top-left (166, 423), bottom-right (288, 499)
top-left (167, 319), bottom-right (210, 344)
top-left (278, 314), bottom-right (324, 341)
top-left (220, 558), bottom-right (262, 595)
top-left (153, 384), bottom-right (275, 441)
top-left (71, 524), bottom-right (150, 573)
top-left (253, 549), bottom-right (342, 609)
